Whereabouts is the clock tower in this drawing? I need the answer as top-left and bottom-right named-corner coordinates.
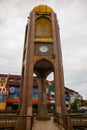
top-left (15, 5), bottom-right (67, 130)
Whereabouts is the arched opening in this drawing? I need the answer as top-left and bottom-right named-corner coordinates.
top-left (34, 58), bottom-right (54, 77)
top-left (33, 58), bottom-right (54, 117)
top-left (35, 17), bottom-right (52, 37)
top-left (46, 72), bottom-right (54, 81)
top-left (46, 72), bottom-right (55, 113)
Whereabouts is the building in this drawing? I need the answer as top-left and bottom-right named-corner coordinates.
top-left (0, 74), bottom-right (83, 112)
top-left (65, 87), bottom-right (83, 111)
top-left (0, 74), bottom-right (8, 110)
top-left (81, 100), bottom-right (87, 106)
top-left (0, 74), bottom-right (21, 111)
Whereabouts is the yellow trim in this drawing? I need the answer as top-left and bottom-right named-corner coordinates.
top-left (35, 38), bottom-right (53, 42)
top-left (33, 5), bottom-right (53, 13)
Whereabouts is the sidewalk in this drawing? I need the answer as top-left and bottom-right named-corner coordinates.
top-left (32, 117), bottom-right (62, 130)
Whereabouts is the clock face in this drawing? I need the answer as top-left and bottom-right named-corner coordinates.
top-left (40, 46), bottom-right (48, 53)
top-left (34, 43), bottom-right (53, 55)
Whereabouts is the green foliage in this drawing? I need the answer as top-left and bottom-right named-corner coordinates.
top-left (48, 84), bottom-right (55, 93)
top-left (71, 99), bottom-right (78, 111)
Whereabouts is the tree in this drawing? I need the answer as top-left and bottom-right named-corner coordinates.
top-left (71, 99), bottom-right (78, 111)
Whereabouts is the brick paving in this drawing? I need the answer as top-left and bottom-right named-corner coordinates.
top-left (32, 117), bottom-right (61, 130)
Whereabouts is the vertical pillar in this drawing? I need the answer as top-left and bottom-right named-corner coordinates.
top-left (26, 12), bottom-right (35, 130)
top-left (54, 68), bottom-right (62, 113)
top-left (38, 77), bottom-right (47, 117)
top-left (51, 11), bottom-right (67, 129)
top-left (15, 12), bottom-right (35, 130)
top-left (38, 76), bottom-right (42, 115)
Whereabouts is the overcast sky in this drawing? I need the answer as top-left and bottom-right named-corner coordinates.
top-left (0, 0), bottom-right (87, 99)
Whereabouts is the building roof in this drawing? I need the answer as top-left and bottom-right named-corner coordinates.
top-left (0, 74), bottom-right (21, 87)
top-left (33, 5), bottom-right (53, 13)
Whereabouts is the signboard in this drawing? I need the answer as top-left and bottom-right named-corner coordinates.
top-left (9, 87), bottom-right (20, 93)
top-left (9, 87), bottom-right (15, 93)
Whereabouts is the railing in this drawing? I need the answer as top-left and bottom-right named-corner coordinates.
top-left (54, 113), bottom-right (87, 130)
top-left (54, 113), bottom-right (69, 130)
top-left (0, 114), bottom-right (34, 130)
top-left (0, 115), bottom-right (17, 128)
top-left (0, 110), bottom-right (16, 114)
top-left (70, 114), bottom-right (87, 126)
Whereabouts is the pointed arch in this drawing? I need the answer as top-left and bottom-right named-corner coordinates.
top-left (34, 58), bottom-right (54, 78)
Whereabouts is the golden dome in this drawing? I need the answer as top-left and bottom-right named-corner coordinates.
top-left (33, 5), bottom-right (53, 13)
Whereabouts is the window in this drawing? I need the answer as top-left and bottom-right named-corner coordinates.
top-left (0, 94), bottom-right (6, 102)
top-left (0, 77), bottom-right (5, 81)
top-left (35, 17), bottom-right (52, 37)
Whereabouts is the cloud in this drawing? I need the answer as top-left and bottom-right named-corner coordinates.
top-left (0, 0), bottom-right (87, 99)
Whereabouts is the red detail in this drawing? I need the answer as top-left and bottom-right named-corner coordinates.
top-left (3, 88), bottom-right (5, 91)
top-left (6, 98), bottom-right (20, 103)
top-left (7, 99), bottom-right (50, 104)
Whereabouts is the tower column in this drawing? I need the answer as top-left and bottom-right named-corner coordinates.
top-left (14, 12), bottom-right (35, 130)
top-left (38, 76), bottom-right (48, 117)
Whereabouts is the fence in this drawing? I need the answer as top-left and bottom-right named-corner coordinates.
top-left (70, 114), bottom-right (87, 126)
top-left (0, 114), bottom-right (34, 130)
top-left (54, 113), bottom-right (70, 130)
top-left (54, 113), bottom-right (87, 130)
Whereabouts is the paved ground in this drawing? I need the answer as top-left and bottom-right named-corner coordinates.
top-left (32, 117), bottom-right (62, 130)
